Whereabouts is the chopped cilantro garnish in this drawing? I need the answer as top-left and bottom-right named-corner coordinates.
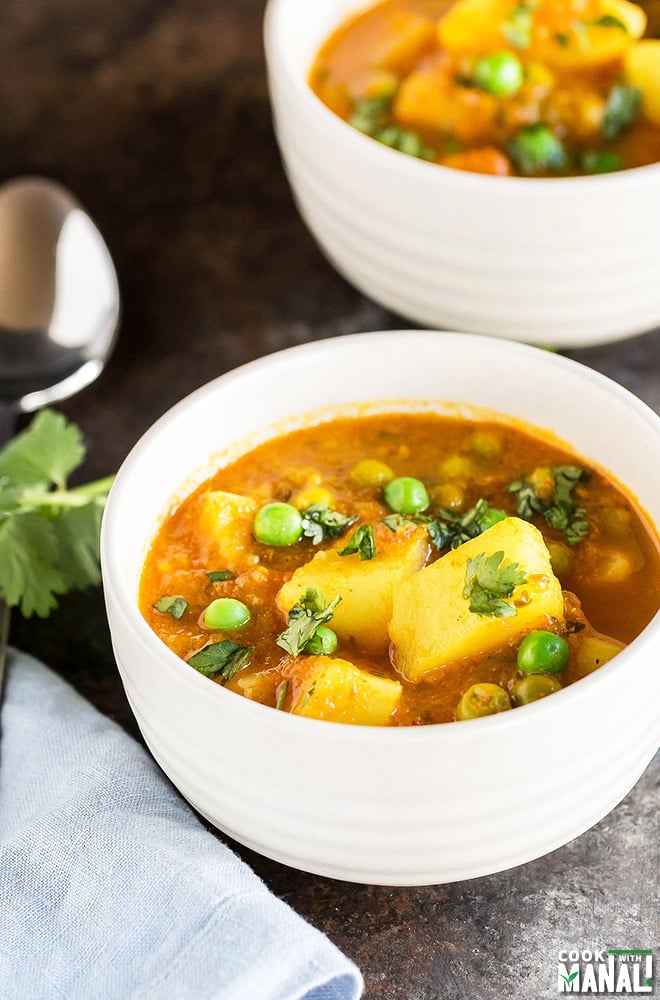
top-left (427, 499), bottom-right (508, 551)
top-left (349, 95), bottom-right (433, 161)
top-left (349, 95), bottom-right (392, 135)
top-left (276, 589), bottom-right (341, 658)
top-left (153, 595), bottom-right (188, 619)
top-left (339, 524), bottom-right (376, 560)
top-left (276, 680), bottom-right (289, 711)
top-left (301, 503), bottom-right (357, 545)
top-left (585, 14), bottom-right (628, 30)
top-left (0, 409), bottom-right (114, 617)
top-left (509, 465), bottom-right (588, 545)
top-left (463, 551), bottom-right (527, 618)
top-left (300, 681), bottom-right (316, 709)
top-left (187, 640), bottom-right (253, 682)
top-left (207, 570), bottom-right (234, 583)
top-left (554, 31), bottom-right (570, 47)
top-left (375, 125), bottom-right (434, 161)
top-left (502, 2), bottom-right (536, 48)
top-left (602, 85), bottom-right (641, 139)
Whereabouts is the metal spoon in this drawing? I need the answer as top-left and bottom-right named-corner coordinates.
top-left (0, 176), bottom-right (120, 688)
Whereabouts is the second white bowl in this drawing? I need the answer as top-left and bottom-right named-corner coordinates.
top-left (265, 0), bottom-right (660, 347)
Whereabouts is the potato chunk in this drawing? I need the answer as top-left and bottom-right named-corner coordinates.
top-left (290, 656), bottom-right (402, 726)
top-left (390, 517), bottom-right (564, 682)
top-left (626, 41), bottom-right (660, 126)
top-left (195, 489), bottom-right (258, 573)
top-left (276, 527), bottom-right (428, 653)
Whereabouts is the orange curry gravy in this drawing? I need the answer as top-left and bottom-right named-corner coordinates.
top-left (140, 413), bottom-right (660, 725)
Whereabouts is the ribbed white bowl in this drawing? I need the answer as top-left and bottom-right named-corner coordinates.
top-left (264, 0), bottom-right (660, 347)
top-left (101, 332), bottom-right (660, 884)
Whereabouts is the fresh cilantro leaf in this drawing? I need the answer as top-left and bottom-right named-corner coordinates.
top-left (207, 570), bottom-right (234, 582)
top-left (0, 512), bottom-right (67, 617)
top-left (0, 409), bottom-right (84, 489)
top-left (55, 500), bottom-right (105, 590)
top-left (602, 85), bottom-right (641, 139)
top-left (382, 513), bottom-right (414, 532)
top-left (382, 513), bottom-right (432, 532)
top-left (276, 589), bottom-right (341, 657)
top-left (187, 640), bottom-right (253, 681)
top-left (585, 14), bottom-right (628, 30)
top-left (502, 2), bottom-right (536, 48)
top-left (275, 680), bottom-right (289, 711)
top-left (463, 551), bottom-right (527, 618)
top-left (300, 681), bottom-right (316, 709)
top-left (508, 476), bottom-right (546, 519)
top-left (0, 409), bottom-right (113, 616)
top-left (509, 465), bottom-right (588, 545)
top-left (301, 504), bottom-right (357, 545)
top-left (349, 95), bottom-right (393, 134)
top-left (374, 125), bottom-right (434, 161)
top-left (427, 499), bottom-right (507, 551)
top-left (339, 524), bottom-right (376, 560)
top-left (349, 94), bottom-right (432, 161)
top-left (153, 595), bottom-right (188, 619)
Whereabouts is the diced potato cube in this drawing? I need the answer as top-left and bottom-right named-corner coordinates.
top-left (390, 517), bottom-right (564, 682)
top-left (626, 41), bottom-right (660, 125)
top-left (438, 0), bottom-right (513, 54)
top-left (372, 13), bottom-right (436, 74)
top-left (228, 669), bottom-right (280, 705)
top-left (195, 489), bottom-right (258, 573)
top-left (290, 656), bottom-right (402, 726)
top-left (276, 527), bottom-right (428, 653)
top-left (572, 635), bottom-right (625, 676)
top-left (395, 71), bottom-right (497, 142)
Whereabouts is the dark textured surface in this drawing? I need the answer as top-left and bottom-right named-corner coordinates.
top-left (4, 1), bottom-right (659, 997)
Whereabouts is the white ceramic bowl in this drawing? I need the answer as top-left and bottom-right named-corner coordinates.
top-left (264, 0), bottom-right (660, 347)
top-left (102, 332), bottom-right (660, 885)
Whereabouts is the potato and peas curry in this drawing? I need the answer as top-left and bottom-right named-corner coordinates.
top-left (140, 412), bottom-right (660, 727)
top-left (310, 0), bottom-right (660, 176)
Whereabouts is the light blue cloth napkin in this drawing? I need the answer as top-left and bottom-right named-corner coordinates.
top-left (0, 650), bottom-right (363, 1000)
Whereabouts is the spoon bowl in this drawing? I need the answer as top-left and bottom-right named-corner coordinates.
top-left (0, 176), bottom-right (119, 418)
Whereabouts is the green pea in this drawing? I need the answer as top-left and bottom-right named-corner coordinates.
top-left (384, 476), bottom-right (429, 515)
top-left (203, 597), bottom-right (251, 630)
top-left (304, 625), bottom-right (338, 656)
top-left (517, 630), bottom-right (569, 674)
top-left (511, 674), bottom-right (562, 706)
top-left (474, 52), bottom-right (524, 97)
top-left (254, 502), bottom-right (303, 546)
top-left (456, 683), bottom-right (512, 721)
top-left (506, 124), bottom-right (566, 175)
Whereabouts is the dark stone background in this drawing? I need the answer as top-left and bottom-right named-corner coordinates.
top-left (4, 1), bottom-right (658, 996)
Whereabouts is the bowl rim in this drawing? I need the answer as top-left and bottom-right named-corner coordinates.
top-left (102, 330), bottom-right (660, 744)
top-left (263, 0), bottom-right (660, 193)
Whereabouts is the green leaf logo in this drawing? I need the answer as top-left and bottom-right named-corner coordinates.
top-left (560, 971), bottom-right (579, 985)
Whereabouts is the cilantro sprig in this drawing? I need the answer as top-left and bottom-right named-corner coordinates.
top-left (0, 410), bottom-right (114, 617)
top-left (339, 524), bottom-right (376, 560)
top-left (509, 465), bottom-right (588, 545)
top-left (427, 499), bottom-right (507, 552)
top-left (463, 551), bottom-right (527, 618)
top-left (153, 595), bottom-right (188, 620)
top-left (276, 589), bottom-right (341, 657)
top-left (349, 95), bottom-right (433, 161)
top-left (187, 639), bottom-right (252, 682)
top-left (301, 503), bottom-right (357, 545)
